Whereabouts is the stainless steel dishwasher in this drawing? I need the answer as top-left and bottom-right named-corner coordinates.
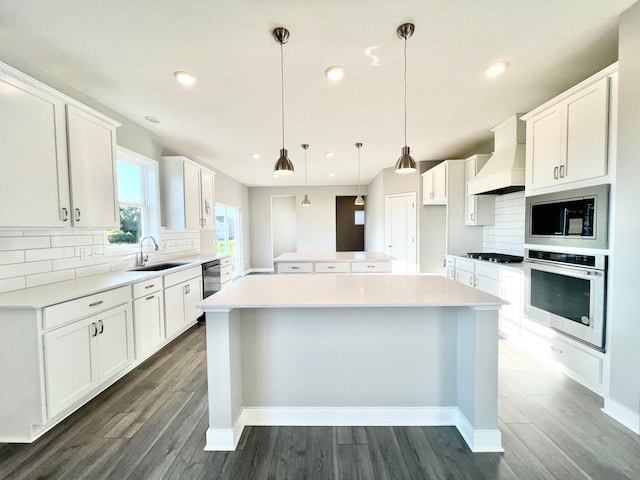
top-left (202, 259), bottom-right (221, 299)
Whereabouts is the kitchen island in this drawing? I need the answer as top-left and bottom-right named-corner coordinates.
top-left (198, 273), bottom-right (506, 453)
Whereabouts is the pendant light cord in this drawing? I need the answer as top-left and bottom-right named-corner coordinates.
top-left (357, 147), bottom-right (361, 196)
top-left (304, 149), bottom-right (308, 186)
top-left (281, 42), bottom-right (285, 149)
top-left (403, 36), bottom-right (408, 147)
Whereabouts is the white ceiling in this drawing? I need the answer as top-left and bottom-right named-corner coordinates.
top-left (0, 0), bottom-right (635, 187)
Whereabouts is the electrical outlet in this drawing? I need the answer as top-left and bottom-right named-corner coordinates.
top-left (79, 247), bottom-right (92, 260)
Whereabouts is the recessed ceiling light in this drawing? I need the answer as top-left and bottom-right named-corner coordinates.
top-left (325, 152), bottom-right (335, 158)
top-left (486, 61), bottom-right (509, 77)
top-left (325, 66), bottom-right (345, 81)
top-left (329, 173), bottom-right (335, 177)
top-left (173, 70), bottom-right (197, 87)
top-left (144, 115), bottom-right (160, 124)
top-left (251, 153), bottom-right (261, 159)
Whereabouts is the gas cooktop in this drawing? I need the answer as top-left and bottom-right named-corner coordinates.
top-left (466, 252), bottom-right (524, 264)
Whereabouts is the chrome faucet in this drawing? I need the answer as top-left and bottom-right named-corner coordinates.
top-left (137, 236), bottom-right (159, 266)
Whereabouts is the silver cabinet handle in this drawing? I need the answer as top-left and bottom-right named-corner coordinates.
top-left (553, 166), bottom-right (559, 179)
top-left (89, 300), bottom-right (103, 307)
top-left (145, 295), bottom-right (155, 300)
top-left (550, 346), bottom-right (563, 354)
top-left (98, 320), bottom-right (104, 334)
top-left (328, 266), bottom-right (335, 269)
top-left (367, 265), bottom-right (375, 269)
top-left (62, 207), bottom-right (69, 222)
top-left (202, 218), bottom-right (206, 226)
top-left (145, 284), bottom-right (155, 289)
top-left (470, 213), bottom-right (474, 222)
top-left (75, 208), bottom-right (81, 222)
top-left (291, 266), bottom-right (300, 270)
top-left (91, 322), bottom-right (98, 337)
top-left (469, 277), bottom-right (473, 286)
top-left (559, 165), bottom-right (565, 178)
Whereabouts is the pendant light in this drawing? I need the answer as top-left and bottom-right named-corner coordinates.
top-left (394, 23), bottom-right (417, 174)
top-left (272, 27), bottom-right (295, 175)
top-left (301, 144), bottom-right (311, 206)
top-left (355, 143), bottom-right (365, 206)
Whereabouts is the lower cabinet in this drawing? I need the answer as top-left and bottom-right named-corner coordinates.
top-left (164, 266), bottom-right (203, 339)
top-left (133, 289), bottom-right (165, 360)
top-left (43, 303), bottom-right (133, 418)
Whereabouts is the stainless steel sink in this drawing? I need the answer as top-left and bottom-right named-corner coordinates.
top-left (128, 262), bottom-right (191, 272)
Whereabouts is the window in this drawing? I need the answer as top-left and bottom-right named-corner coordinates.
top-left (108, 147), bottom-right (160, 249)
top-left (216, 204), bottom-right (241, 276)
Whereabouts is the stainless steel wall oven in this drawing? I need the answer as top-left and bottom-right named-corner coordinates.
top-left (524, 249), bottom-right (607, 351)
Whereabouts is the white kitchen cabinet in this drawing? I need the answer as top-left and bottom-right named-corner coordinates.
top-left (163, 265), bottom-right (203, 339)
top-left (0, 64), bottom-right (119, 229)
top-left (44, 302), bottom-right (133, 418)
top-left (525, 66), bottom-right (616, 192)
top-left (132, 278), bottom-right (165, 360)
top-left (464, 154), bottom-right (494, 225)
top-left (350, 261), bottom-right (392, 273)
top-left (422, 162), bottom-right (447, 205)
top-left (66, 105), bottom-right (119, 228)
top-left (161, 156), bottom-right (216, 230)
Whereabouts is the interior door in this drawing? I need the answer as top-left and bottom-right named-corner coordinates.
top-left (385, 192), bottom-right (417, 272)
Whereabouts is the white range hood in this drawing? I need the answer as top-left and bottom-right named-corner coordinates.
top-left (467, 114), bottom-right (526, 195)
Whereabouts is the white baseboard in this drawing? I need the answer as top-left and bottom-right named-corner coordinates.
top-left (455, 410), bottom-right (504, 452)
top-left (204, 406), bottom-right (504, 452)
top-left (603, 398), bottom-right (640, 435)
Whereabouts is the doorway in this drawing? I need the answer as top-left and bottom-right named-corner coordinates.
top-left (385, 192), bottom-right (417, 272)
top-left (271, 196), bottom-right (297, 259)
top-left (335, 196), bottom-right (365, 252)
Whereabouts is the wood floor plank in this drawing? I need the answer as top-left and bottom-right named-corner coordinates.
top-left (393, 426), bottom-right (449, 479)
top-left (337, 426), bottom-right (367, 445)
top-left (365, 426), bottom-right (411, 480)
top-left (304, 426), bottom-right (337, 480)
top-left (162, 410), bottom-right (209, 480)
top-left (337, 444), bottom-right (375, 480)
top-left (230, 426), bottom-right (279, 480)
top-left (498, 393), bottom-right (532, 424)
top-left (422, 426), bottom-right (484, 480)
top-left (497, 421), bottom-right (558, 480)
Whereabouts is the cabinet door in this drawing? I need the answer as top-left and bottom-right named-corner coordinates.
top-left (476, 275), bottom-right (500, 296)
top-left (184, 277), bottom-right (203, 323)
top-left (464, 160), bottom-right (476, 224)
top-left (44, 317), bottom-right (97, 418)
top-left (455, 269), bottom-right (475, 288)
top-left (200, 169), bottom-right (215, 230)
top-left (133, 292), bottom-right (165, 359)
top-left (95, 304), bottom-right (133, 381)
top-left (66, 105), bottom-right (119, 228)
top-left (183, 161), bottom-right (202, 229)
top-left (164, 283), bottom-right (186, 338)
top-left (422, 170), bottom-right (434, 204)
top-left (432, 164), bottom-right (447, 203)
top-left (563, 77), bottom-right (609, 183)
top-left (526, 105), bottom-right (562, 190)
top-left (0, 71), bottom-right (71, 227)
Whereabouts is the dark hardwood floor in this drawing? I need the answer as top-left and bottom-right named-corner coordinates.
top-left (2, 322), bottom-right (639, 479)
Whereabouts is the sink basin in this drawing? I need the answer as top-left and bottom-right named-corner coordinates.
top-left (128, 262), bottom-right (191, 272)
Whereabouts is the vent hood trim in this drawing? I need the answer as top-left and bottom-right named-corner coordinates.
top-left (467, 144), bottom-right (526, 195)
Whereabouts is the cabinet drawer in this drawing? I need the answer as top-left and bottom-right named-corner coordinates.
top-left (475, 262), bottom-right (500, 280)
top-left (163, 265), bottom-right (202, 288)
top-left (220, 256), bottom-right (232, 267)
top-left (220, 264), bottom-right (233, 283)
top-left (314, 262), bottom-right (350, 273)
top-left (550, 337), bottom-right (603, 387)
top-left (132, 277), bottom-right (162, 298)
top-left (43, 286), bottom-right (130, 330)
top-left (455, 258), bottom-right (475, 274)
top-left (351, 261), bottom-right (392, 273)
top-left (277, 262), bottom-right (313, 273)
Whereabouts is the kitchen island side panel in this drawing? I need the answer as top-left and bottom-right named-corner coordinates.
top-left (239, 307), bottom-right (457, 407)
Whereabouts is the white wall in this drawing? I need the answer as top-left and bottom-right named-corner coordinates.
top-left (482, 191), bottom-right (525, 256)
top-left (364, 171), bottom-right (384, 252)
top-left (271, 196), bottom-right (297, 258)
top-left (604, 1), bottom-right (640, 433)
top-left (248, 185), bottom-right (367, 269)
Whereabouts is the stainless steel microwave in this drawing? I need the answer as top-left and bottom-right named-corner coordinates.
top-left (525, 184), bottom-right (609, 249)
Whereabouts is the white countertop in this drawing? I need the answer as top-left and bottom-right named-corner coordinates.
top-left (273, 251), bottom-right (394, 263)
top-left (198, 273), bottom-right (506, 311)
top-left (0, 253), bottom-right (223, 309)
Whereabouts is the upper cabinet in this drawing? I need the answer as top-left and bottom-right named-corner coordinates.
top-left (161, 156), bottom-right (215, 230)
top-left (422, 162), bottom-right (447, 205)
top-left (524, 64), bottom-right (617, 194)
top-left (0, 63), bottom-right (120, 229)
top-left (66, 105), bottom-right (119, 228)
top-left (464, 154), bottom-right (494, 226)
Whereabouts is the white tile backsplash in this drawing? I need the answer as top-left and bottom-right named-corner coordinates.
top-left (0, 228), bottom-right (202, 293)
top-left (482, 191), bottom-right (525, 256)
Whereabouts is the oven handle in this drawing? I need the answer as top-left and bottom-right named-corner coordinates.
top-left (523, 260), bottom-right (603, 279)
